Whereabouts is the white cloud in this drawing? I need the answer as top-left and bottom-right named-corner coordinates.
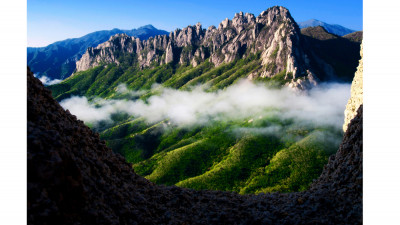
top-left (116, 83), bottom-right (146, 97)
top-left (35, 74), bottom-right (63, 86)
top-left (232, 126), bottom-right (283, 136)
top-left (60, 80), bottom-right (350, 129)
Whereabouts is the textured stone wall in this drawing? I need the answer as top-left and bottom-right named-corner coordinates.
top-left (343, 42), bottom-right (363, 132)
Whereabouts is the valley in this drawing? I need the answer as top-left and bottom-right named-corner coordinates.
top-left (46, 6), bottom-right (361, 194)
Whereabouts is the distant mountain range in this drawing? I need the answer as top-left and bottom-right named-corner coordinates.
top-left (298, 19), bottom-right (357, 36)
top-left (27, 25), bottom-right (169, 80)
top-left (63, 9), bottom-right (362, 99)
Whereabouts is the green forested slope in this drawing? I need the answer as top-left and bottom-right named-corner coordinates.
top-left (99, 112), bottom-right (340, 193)
top-left (49, 53), bottom-right (273, 101)
top-left (49, 52), bottom-right (343, 194)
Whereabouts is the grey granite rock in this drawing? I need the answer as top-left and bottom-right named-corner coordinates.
top-left (75, 6), bottom-right (322, 86)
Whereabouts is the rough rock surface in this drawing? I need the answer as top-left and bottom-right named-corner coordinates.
top-left (344, 42), bottom-right (363, 132)
top-left (28, 63), bottom-right (362, 224)
top-left (28, 25), bottom-right (168, 81)
top-left (76, 7), bottom-right (324, 83)
top-left (286, 71), bottom-right (319, 90)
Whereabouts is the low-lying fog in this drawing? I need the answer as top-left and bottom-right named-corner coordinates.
top-left (60, 80), bottom-right (350, 131)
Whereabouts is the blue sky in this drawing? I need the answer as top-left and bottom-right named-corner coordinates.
top-left (28, 0), bottom-right (363, 47)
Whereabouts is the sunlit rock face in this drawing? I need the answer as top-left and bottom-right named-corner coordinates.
top-left (343, 42), bottom-right (363, 132)
top-left (75, 6), bottom-right (327, 85)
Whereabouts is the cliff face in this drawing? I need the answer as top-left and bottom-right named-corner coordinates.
top-left (28, 26), bottom-right (169, 80)
top-left (28, 60), bottom-right (362, 223)
top-left (344, 42), bottom-right (363, 132)
top-left (76, 7), bottom-right (318, 82)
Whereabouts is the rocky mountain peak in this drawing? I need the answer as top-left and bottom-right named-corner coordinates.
top-left (141, 24), bottom-right (156, 30)
top-left (74, 6), bottom-right (336, 86)
top-left (195, 22), bottom-right (203, 35)
top-left (218, 18), bottom-right (231, 30)
top-left (231, 11), bottom-right (255, 32)
top-left (27, 25), bottom-right (169, 81)
top-left (257, 6), bottom-right (292, 25)
top-left (234, 11), bottom-right (244, 18)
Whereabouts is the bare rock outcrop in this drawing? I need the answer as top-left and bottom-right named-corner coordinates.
top-left (75, 6), bottom-right (321, 84)
top-left (343, 42), bottom-right (363, 132)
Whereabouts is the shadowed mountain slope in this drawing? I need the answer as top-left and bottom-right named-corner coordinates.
top-left (301, 26), bottom-right (362, 82)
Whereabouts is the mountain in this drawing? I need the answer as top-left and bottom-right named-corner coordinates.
top-left (49, 6), bottom-right (361, 103)
top-left (298, 19), bottom-right (357, 36)
top-left (43, 6), bottom-right (362, 195)
top-left (75, 7), bottom-right (315, 85)
top-left (343, 31), bottom-right (363, 43)
top-left (28, 64), bottom-right (362, 224)
top-left (300, 26), bottom-right (362, 82)
top-left (27, 25), bottom-right (169, 80)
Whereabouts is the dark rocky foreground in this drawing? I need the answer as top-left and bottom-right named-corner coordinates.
top-left (27, 67), bottom-right (362, 224)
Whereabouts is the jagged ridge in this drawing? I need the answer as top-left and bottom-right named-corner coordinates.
top-left (76, 6), bottom-right (317, 83)
top-left (27, 25), bottom-right (169, 80)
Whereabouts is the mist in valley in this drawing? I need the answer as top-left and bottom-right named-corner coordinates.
top-left (60, 80), bottom-right (350, 132)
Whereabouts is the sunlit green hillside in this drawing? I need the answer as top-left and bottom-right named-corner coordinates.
top-left (49, 51), bottom-right (345, 194)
